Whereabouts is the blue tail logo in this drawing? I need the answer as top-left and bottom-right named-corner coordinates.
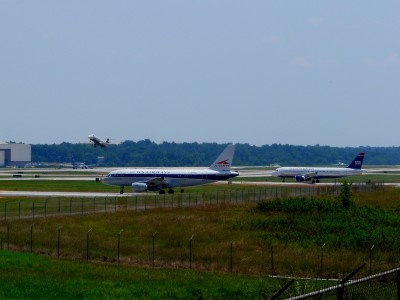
top-left (347, 152), bottom-right (365, 169)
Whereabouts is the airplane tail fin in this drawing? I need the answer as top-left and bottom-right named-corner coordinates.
top-left (347, 152), bottom-right (365, 169)
top-left (209, 144), bottom-right (236, 171)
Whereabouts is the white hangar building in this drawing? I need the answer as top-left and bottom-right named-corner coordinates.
top-left (0, 142), bottom-right (31, 167)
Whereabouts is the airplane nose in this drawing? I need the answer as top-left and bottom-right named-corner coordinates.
top-left (102, 175), bottom-right (112, 185)
top-left (271, 170), bottom-right (280, 176)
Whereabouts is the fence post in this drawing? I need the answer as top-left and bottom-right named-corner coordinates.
top-left (189, 234), bottom-right (194, 269)
top-left (369, 244), bottom-right (375, 276)
top-left (320, 242), bottom-right (326, 279)
top-left (117, 230), bottom-right (123, 265)
top-left (57, 226), bottom-right (62, 258)
top-left (86, 228), bottom-right (93, 261)
top-left (30, 224), bottom-right (34, 253)
top-left (338, 263), bottom-right (366, 300)
top-left (7, 222), bottom-right (10, 250)
top-left (271, 245), bottom-right (275, 276)
top-left (397, 269), bottom-right (400, 300)
top-left (152, 231), bottom-right (157, 267)
top-left (270, 279), bottom-right (294, 300)
top-left (230, 242), bottom-right (233, 273)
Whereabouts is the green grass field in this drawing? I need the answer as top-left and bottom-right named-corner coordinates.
top-left (1, 177), bottom-right (400, 298)
top-left (0, 179), bottom-right (116, 193)
top-left (0, 250), bottom-right (292, 299)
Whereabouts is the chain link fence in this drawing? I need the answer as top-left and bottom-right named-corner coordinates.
top-left (0, 182), bottom-right (383, 220)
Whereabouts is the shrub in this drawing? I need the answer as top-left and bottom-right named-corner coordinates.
top-left (338, 180), bottom-right (353, 208)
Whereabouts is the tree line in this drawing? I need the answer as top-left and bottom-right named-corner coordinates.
top-left (31, 140), bottom-right (400, 167)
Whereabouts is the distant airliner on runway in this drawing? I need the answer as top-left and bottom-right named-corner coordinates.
top-left (271, 152), bottom-right (366, 183)
top-left (102, 144), bottom-right (239, 194)
top-left (88, 134), bottom-right (111, 147)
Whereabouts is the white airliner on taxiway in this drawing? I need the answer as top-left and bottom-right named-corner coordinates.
top-left (271, 152), bottom-right (366, 183)
top-left (88, 134), bottom-right (111, 147)
top-left (103, 144), bottom-right (239, 194)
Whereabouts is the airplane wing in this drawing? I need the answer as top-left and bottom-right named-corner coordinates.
top-left (143, 177), bottom-right (167, 189)
top-left (303, 171), bottom-right (318, 177)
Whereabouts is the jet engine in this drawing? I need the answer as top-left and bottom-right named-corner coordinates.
top-left (132, 182), bottom-right (148, 192)
top-left (295, 175), bottom-right (310, 182)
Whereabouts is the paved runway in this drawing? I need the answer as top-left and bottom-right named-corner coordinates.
top-left (1, 166), bottom-right (399, 198)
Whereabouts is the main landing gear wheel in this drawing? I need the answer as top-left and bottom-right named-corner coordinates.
top-left (120, 187), bottom-right (124, 194)
top-left (159, 190), bottom-right (165, 195)
top-left (168, 189), bottom-right (174, 194)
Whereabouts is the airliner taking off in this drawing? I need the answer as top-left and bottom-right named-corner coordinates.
top-left (271, 152), bottom-right (366, 183)
top-left (102, 144), bottom-right (239, 194)
top-left (88, 134), bottom-right (111, 147)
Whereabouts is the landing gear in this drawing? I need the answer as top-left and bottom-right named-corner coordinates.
top-left (180, 189), bottom-right (184, 193)
top-left (168, 189), bottom-right (174, 194)
top-left (120, 186), bottom-right (124, 194)
top-left (159, 190), bottom-right (165, 195)
top-left (282, 177), bottom-right (286, 183)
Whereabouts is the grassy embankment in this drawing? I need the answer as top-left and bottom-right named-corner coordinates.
top-left (1, 186), bottom-right (399, 273)
top-left (1, 179), bottom-right (400, 297)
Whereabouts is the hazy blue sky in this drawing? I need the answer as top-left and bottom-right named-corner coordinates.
top-left (1, 1), bottom-right (399, 147)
